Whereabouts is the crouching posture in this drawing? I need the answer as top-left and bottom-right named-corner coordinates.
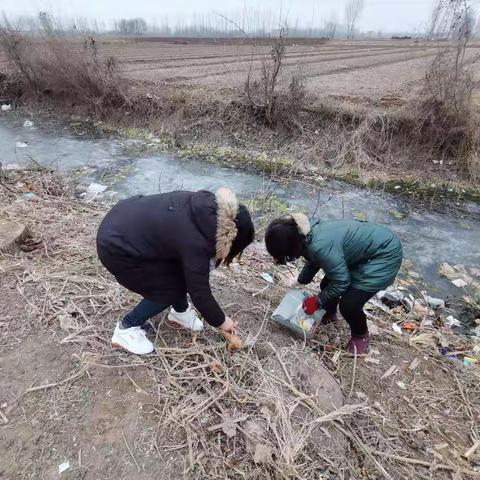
top-left (96, 188), bottom-right (254, 355)
top-left (265, 214), bottom-right (403, 354)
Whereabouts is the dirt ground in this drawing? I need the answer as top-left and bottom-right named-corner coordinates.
top-left (3, 38), bottom-right (480, 105)
top-left (1, 170), bottom-right (480, 480)
top-left (98, 39), bottom-right (480, 103)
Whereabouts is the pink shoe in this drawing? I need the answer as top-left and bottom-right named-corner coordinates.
top-left (347, 335), bottom-right (370, 355)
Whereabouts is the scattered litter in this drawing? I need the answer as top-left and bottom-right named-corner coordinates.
top-left (58, 461), bottom-right (70, 474)
top-left (15, 142), bottom-right (28, 148)
top-left (59, 313), bottom-right (79, 331)
top-left (463, 440), bottom-right (480, 460)
top-left (401, 321), bottom-right (417, 332)
top-left (352, 211), bottom-right (366, 221)
top-left (410, 333), bottom-right (438, 348)
top-left (80, 182), bottom-right (108, 201)
top-left (21, 192), bottom-right (38, 201)
top-left (451, 278), bottom-right (468, 288)
top-left (331, 350), bottom-right (341, 364)
top-left (392, 323), bottom-right (403, 335)
top-left (444, 315), bottom-right (461, 327)
top-left (438, 262), bottom-right (457, 280)
top-left (23, 120), bottom-right (34, 128)
top-left (86, 182), bottom-right (107, 194)
top-left (260, 272), bottom-right (274, 284)
top-left (381, 365), bottom-right (398, 380)
top-left (463, 356), bottom-right (478, 367)
top-left (412, 303), bottom-right (429, 318)
top-left (3, 163), bottom-right (21, 170)
top-left (1, 104), bottom-right (12, 111)
top-left (389, 210), bottom-right (404, 219)
top-left (423, 294), bottom-right (445, 309)
top-left (396, 381), bottom-right (407, 390)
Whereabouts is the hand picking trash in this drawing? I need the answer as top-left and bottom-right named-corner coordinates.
top-left (265, 213), bottom-right (403, 354)
top-left (96, 188), bottom-right (254, 355)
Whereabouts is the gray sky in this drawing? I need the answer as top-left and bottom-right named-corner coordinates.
top-left (1, 0), bottom-right (434, 33)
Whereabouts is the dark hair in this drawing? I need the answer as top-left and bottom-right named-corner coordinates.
top-left (223, 204), bottom-right (255, 266)
top-left (265, 216), bottom-right (305, 264)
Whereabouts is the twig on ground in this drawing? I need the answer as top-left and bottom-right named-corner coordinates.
top-left (121, 427), bottom-right (141, 472)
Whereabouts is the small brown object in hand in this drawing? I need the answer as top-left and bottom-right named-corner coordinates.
top-left (221, 331), bottom-right (244, 352)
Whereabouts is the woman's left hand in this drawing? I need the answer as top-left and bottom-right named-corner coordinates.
top-left (219, 316), bottom-right (238, 333)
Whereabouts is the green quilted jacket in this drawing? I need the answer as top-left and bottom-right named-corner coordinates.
top-left (298, 219), bottom-right (403, 306)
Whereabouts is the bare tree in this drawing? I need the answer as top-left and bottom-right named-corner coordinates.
top-left (428, 0), bottom-right (443, 39)
top-left (344, 0), bottom-right (364, 40)
top-left (325, 12), bottom-right (338, 39)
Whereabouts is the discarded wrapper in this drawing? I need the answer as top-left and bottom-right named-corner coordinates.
top-left (221, 331), bottom-right (244, 352)
top-left (272, 289), bottom-right (325, 338)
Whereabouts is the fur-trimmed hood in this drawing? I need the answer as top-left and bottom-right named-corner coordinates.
top-left (290, 212), bottom-right (311, 236)
top-left (215, 187), bottom-right (239, 262)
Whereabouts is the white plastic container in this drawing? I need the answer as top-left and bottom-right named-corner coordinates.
top-left (272, 289), bottom-right (325, 338)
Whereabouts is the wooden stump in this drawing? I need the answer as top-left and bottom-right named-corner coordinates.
top-left (0, 220), bottom-right (27, 253)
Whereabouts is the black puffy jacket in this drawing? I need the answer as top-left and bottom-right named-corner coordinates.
top-left (96, 188), bottom-right (240, 327)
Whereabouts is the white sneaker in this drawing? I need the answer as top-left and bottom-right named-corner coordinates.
top-left (168, 307), bottom-right (204, 332)
top-left (111, 323), bottom-right (154, 355)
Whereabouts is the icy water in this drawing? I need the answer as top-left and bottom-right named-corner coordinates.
top-left (1, 114), bottom-right (479, 299)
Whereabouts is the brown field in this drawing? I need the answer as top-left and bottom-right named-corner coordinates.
top-left (96, 38), bottom-right (480, 103)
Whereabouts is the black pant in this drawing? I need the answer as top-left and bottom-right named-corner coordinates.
top-left (320, 277), bottom-right (376, 337)
top-left (122, 296), bottom-right (189, 328)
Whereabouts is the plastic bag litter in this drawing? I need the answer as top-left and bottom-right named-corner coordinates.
top-left (272, 289), bottom-right (325, 338)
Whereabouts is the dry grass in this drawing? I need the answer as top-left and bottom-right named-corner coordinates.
top-left (0, 20), bottom-right (127, 116)
top-left (1, 169), bottom-right (480, 479)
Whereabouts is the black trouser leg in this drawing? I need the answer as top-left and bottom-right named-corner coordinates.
top-left (320, 276), bottom-right (340, 314)
top-left (338, 288), bottom-right (377, 337)
top-left (122, 295), bottom-right (188, 328)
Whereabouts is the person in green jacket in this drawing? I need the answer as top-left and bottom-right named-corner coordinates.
top-left (265, 213), bottom-right (403, 354)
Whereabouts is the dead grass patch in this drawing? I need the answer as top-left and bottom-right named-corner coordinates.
top-left (1, 169), bottom-right (479, 479)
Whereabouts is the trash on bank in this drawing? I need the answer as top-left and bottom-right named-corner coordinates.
top-left (58, 461), bottom-right (70, 474)
top-left (1, 104), bottom-right (12, 111)
top-left (21, 192), bottom-right (38, 201)
top-left (15, 141), bottom-right (28, 148)
top-left (79, 182), bottom-right (108, 201)
top-left (23, 120), bottom-right (34, 128)
top-left (444, 315), bottom-right (461, 327)
top-left (423, 294), bottom-right (445, 309)
top-left (401, 321), bottom-right (417, 332)
top-left (260, 272), bottom-right (274, 284)
top-left (463, 356), bottom-right (478, 367)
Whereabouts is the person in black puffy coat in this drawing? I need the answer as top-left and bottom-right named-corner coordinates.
top-left (96, 187), bottom-right (254, 355)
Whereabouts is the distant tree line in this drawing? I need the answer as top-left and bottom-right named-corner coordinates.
top-left (4, 6), bottom-right (478, 40)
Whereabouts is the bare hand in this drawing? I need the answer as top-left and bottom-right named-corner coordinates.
top-left (219, 316), bottom-right (238, 333)
top-left (286, 277), bottom-right (300, 289)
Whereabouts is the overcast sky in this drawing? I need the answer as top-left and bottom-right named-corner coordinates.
top-left (1, 0), bottom-right (435, 33)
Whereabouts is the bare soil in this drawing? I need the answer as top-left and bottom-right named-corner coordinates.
top-left (1, 170), bottom-right (479, 479)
